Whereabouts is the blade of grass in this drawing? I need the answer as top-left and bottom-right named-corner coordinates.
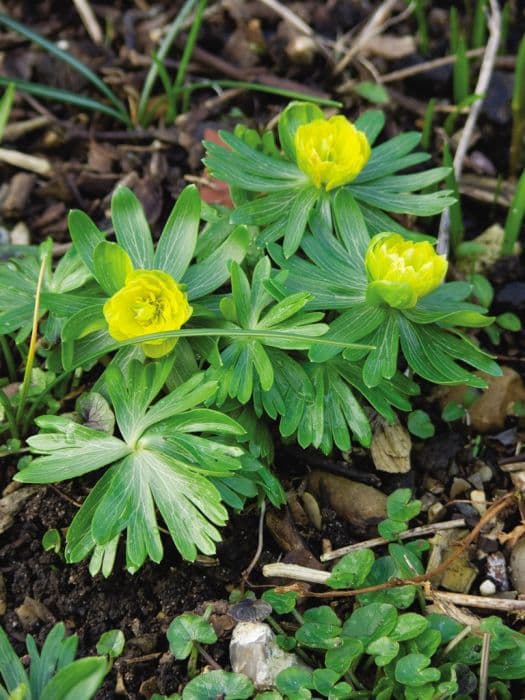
top-left (443, 143), bottom-right (464, 253)
top-left (137, 0), bottom-right (199, 125)
top-left (0, 82), bottom-right (15, 141)
top-left (178, 79), bottom-right (343, 108)
top-left (0, 76), bottom-right (129, 124)
top-left (501, 169), bottom-right (525, 256)
top-left (171, 0), bottom-right (207, 120)
top-left (0, 13), bottom-right (129, 123)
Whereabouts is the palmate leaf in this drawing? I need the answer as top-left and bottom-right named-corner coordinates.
top-left (0, 241), bottom-right (91, 340)
top-left (294, 358), bottom-right (417, 455)
top-left (17, 363), bottom-right (281, 574)
top-left (207, 258), bottom-right (327, 404)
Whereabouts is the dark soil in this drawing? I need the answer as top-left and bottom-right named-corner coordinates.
top-left (1, 1), bottom-right (525, 698)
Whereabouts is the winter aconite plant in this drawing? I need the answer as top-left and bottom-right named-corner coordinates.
top-left (204, 101), bottom-right (455, 256)
top-left (0, 100), bottom-right (499, 572)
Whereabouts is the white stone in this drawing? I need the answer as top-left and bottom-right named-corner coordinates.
top-left (479, 579), bottom-right (496, 596)
top-left (230, 622), bottom-right (306, 690)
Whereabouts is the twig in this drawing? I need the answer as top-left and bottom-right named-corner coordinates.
top-left (197, 644), bottom-right (222, 670)
top-left (338, 48), bottom-right (486, 93)
top-left (73, 0), bottom-right (103, 45)
top-left (263, 492), bottom-right (517, 598)
top-left (321, 518), bottom-right (466, 562)
top-left (437, 0), bottom-right (501, 255)
top-left (443, 624), bottom-right (473, 656)
top-left (258, 0), bottom-right (313, 36)
top-left (0, 147), bottom-right (51, 175)
top-left (428, 588), bottom-right (525, 613)
top-left (478, 632), bottom-right (491, 700)
top-left (242, 499), bottom-right (266, 583)
top-left (334, 0), bottom-right (400, 75)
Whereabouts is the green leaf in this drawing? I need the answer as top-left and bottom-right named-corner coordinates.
top-left (282, 186), bottom-right (319, 258)
top-left (353, 82), bottom-right (390, 104)
top-left (394, 654), bottom-right (440, 687)
top-left (20, 418), bottom-right (130, 482)
top-left (93, 241), bottom-right (133, 295)
top-left (326, 549), bottom-right (375, 589)
top-left (296, 623), bottom-right (342, 650)
top-left (154, 185), bottom-right (200, 280)
top-left (0, 626), bottom-right (28, 693)
top-left (309, 304), bottom-right (385, 363)
top-left (61, 302), bottom-right (106, 342)
top-left (388, 543), bottom-right (424, 577)
top-left (312, 668), bottom-right (340, 695)
top-left (469, 273), bottom-right (493, 308)
top-left (407, 410), bottom-right (435, 439)
top-left (111, 187), bottom-right (154, 269)
top-left (40, 657), bottom-right (108, 700)
top-left (391, 614), bottom-right (428, 642)
top-left (278, 101), bottom-right (324, 161)
top-left (441, 400), bottom-right (465, 422)
top-left (325, 638), bottom-right (364, 675)
top-left (497, 312), bottom-right (521, 331)
top-left (96, 630), bottom-right (125, 658)
top-left (387, 490), bottom-right (421, 527)
top-left (182, 670), bottom-right (254, 700)
top-left (67, 210), bottom-right (105, 275)
top-left (332, 188), bottom-right (370, 261)
top-left (354, 109), bottom-right (385, 144)
top-left (75, 392), bottom-right (115, 434)
top-left (167, 613), bottom-right (217, 659)
top-left (342, 603), bottom-right (398, 646)
top-left (262, 590), bottom-right (298, 614)
top-left (183, 225), bottom-right (249, 300)
top-left (42, 528), bottom-right (62, 554)
top-left (367, 636), bottom-right (399, 666)
top-left (426, 614), bottom-right (463, 644)
top-left (276, 667), bottom-right (313, 696)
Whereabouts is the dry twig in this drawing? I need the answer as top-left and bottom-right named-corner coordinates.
top-left (73, 0), bottom-right (103, 44)
top-left (321, 518), bottom-right (467, 562)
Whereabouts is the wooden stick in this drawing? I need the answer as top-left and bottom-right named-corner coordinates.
top-left (321, 518), bottom-right (466, 562)
top-left (73, 0), bottom-right (103, 44)
top-left (0, 147), bottom-right (51, 175)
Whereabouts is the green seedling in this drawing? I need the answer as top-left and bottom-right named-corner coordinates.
top-left (501, 168), bottom-right (525, 256)
top-left (0, 622), bottom-right (121, 700)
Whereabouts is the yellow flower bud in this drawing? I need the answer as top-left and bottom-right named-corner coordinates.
top-left (365, 233), bottom-right (448, 309)
top-left (103, 269), bottom-right (192, 358)
top-left (294, 115), bottom-right (371, 191)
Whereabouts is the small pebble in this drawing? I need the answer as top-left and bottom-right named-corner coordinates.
top-left (479, 579), bottom-right (496, 596)
top-left (471, 490), bottom-right (487, 515)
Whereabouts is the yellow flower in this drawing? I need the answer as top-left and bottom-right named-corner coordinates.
top-left (103, 269), bottom-right (192, 358)
top-left (365, 233), bottom-right (448, 309)
top-left (294, 115), bottom-right (371, 191)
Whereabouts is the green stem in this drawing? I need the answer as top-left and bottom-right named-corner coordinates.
top-left (15, 253), bottom-right (47, 427)
top-left (0, 335), bottom-right (17, 382)
top-left (171, 0), bottom-right (207, 120)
